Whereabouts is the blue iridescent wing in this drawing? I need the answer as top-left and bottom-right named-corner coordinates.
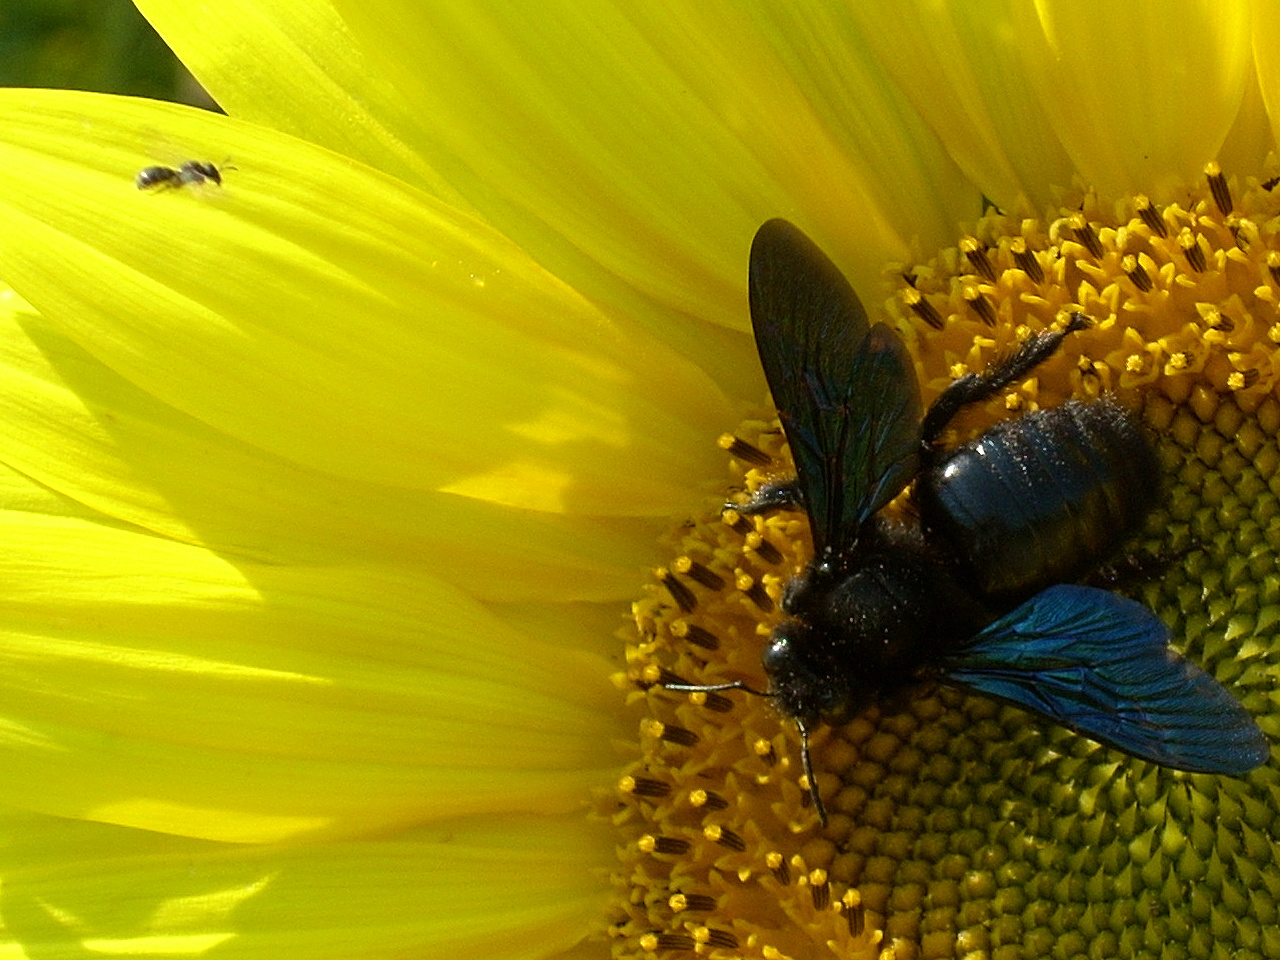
top-left (942, 585), bottom-right (1269, 774)
top-left (748, 219), bottom-right (921, 557)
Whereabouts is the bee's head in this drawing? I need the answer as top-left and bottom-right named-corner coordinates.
top-left (762, 618), bottom-right (873, 726)
top-left (761, 619), bottom-right (859, 829)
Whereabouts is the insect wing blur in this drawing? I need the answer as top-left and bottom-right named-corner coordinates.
top-left (944, 585), bottom-right (1269, 772)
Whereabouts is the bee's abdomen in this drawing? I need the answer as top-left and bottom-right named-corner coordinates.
top-left (917, 398), bottom-right (1159, 598)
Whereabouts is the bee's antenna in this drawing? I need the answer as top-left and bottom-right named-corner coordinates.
top-left (795, 716), bottom-right (829, 828)
top-left (662, 678), bottom-right (828, 828)
top-left (662, 679), bottom-right (768, 696)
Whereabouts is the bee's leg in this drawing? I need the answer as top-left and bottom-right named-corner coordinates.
top-left (920, 312), bottom-right (1090, 448)
top-left (1086, 542), bottom-right (1188, 590)
top-left (730, 478), bottom-right (804, 515)
top-left (795, 716), bottom-right (828, 828)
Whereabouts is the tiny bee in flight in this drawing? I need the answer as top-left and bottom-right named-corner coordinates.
top-left (666, 219), bottom-right (1268, 826)
top-left (135, 160), bottom-right (231, 191)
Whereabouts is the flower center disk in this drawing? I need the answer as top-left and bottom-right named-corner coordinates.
top-left (608, 161), bottom-right (1280, 958)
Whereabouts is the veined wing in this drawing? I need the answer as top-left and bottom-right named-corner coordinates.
top-left (748, 219), bottom-right (921, 557)
top-left (943, 585), bottom-right (1268, 774)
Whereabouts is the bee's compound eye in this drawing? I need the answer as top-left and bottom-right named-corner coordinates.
top-left (761, 635), bottom-right (792, 677)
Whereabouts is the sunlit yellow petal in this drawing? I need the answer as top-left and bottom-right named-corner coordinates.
top-left (138, 0), bottom-right (765, 403)
top-left (331, 1), bottom-right (975, 325)
top-left (1016, 0), bottom-right (1252, 202)
top-left (0, 812), bottom-right (610, 960)
top-left (1250, 2), bottom-right (1280, 160)
top-left (134, 0), bottom-right (466, 207)
top-left (1219, 49), bottom-right (1273, 176)
top-left (0, 292), bottom-right (668, 603)
top-left (0, 89), bottom-right (731, 516)
top-left (0, 513), bottom-right (621, 843)
top-left (843, 0), bottom-right (1074, 212)
top-left (741, 2), bottom-right (981, 250)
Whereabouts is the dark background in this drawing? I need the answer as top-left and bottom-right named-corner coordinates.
top-left (2, 1), bottom-right (205, 107)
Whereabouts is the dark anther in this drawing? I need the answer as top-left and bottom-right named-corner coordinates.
top-left (652, 836), bottom-right (692, 855)
top-left (690, 790), bottom-right (729, 811)
top-left (702, 692), bottom-right (735, 713)
top-left (963, 286), bottom-right (998, 327)
top-left (671, 892), bottom-right (717, 912)
top-left (625, 776), bottom-right (672, 799)
top-left (673, 557), bottom-right (726, 591)
top-left (1206, 161), bottom-right (1233, 216)
top-left (718, 434), bottom-right (774, 467)
top-left (657, 724), bottom-right (699, 747)
top-left (658, 569), bottom-right (697, 613)
top-left (810, 877), bottom-right (831, 910)
top-left (743, 579), bottom-right (774, 612)
top-left (653, 932), bottom-right (696, 950)
top-left (770, 856), bottom-right (791, 885)
top-left (704, 930), bottom-right (739, 949)
top-left (751, 538), bottom-right (783, 565)
top-left (1010, 239), bottom-right (1045, 283)
top-left (708, 825), bottom-right (746, 851)
top-left (845, 898), bottom-right (865, 936)
top-left (1180, 232), bottom-right (1207, 272)
top-left (1123, 255), bottom-right (1153, 292)
top-left (1070, 216), bottom-right (1104, 259)
top-left (674, 622), bottom-right (720, 651)
top-left (1135, 195), bottom-right (1168, 237)
top-left (903, 288), bottom-right (945, 330)
top-left (723, 511), bottom-right (754, 538)
top-left (960, 237), bottom-right (997, 282)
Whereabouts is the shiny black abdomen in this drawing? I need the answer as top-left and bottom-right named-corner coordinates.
top-left (916, 398), bottom-right (1159, 598)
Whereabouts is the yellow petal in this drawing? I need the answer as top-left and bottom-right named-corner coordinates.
top-left (0, 513), bottom-right (622, 843)
top-left (843, 0), bottom-right (1075, 212)
top-left (1016, 0), bottom-right (1253, 202)
top-left (1219, 46), bottom-right (1273, 176)
top-left (332, 1), bottom-right (978, 321)
top-left (0, 89), bottom-right (731, 516)
top-left (0, 812), bottom-right (610, 960)
top-left (0, 292), bottom-right (668, 603)
top-left (1250, 0), bottom-right (1280, 159)
top-left (135, 0), bottom-right (469, 206)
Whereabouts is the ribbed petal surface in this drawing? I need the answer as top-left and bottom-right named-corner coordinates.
top-left (0, 812), bottom-right (611, 959)
top-left (0, 90), bottom-right (732, 519)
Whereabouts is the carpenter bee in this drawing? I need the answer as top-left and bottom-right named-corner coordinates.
top-left (668, 219), bottom-right (1268, 826)
top-left (136, 160), bottom-right (230, 191)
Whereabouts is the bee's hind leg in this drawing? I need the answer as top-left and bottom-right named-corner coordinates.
top-left (920, 312), bottom-right (1091, 449)
top-left (730, 479), bottom-right (804, 515)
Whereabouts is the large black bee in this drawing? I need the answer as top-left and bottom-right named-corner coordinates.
top-left (136, 160), bottom-right (229, 191)
top-left (669, 218), bottom-right (1268, 825)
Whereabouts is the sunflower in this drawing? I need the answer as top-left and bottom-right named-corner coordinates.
top-left (0, 3), bottom-right (1274, 959)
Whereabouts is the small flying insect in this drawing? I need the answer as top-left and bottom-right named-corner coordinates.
top-left (667, 218), bottom-right (1269, 826)
top-left (135, 160), bottom-right (230, 191)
